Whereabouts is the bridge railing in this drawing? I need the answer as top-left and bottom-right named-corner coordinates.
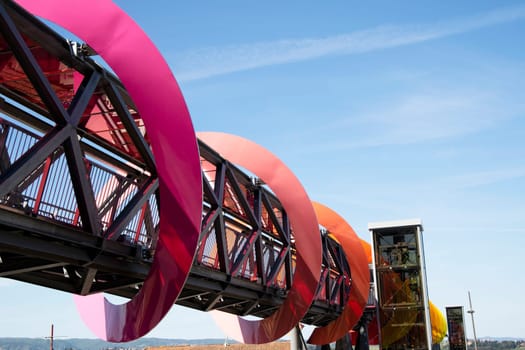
top-left (0, 115), bottom-right (158, 247)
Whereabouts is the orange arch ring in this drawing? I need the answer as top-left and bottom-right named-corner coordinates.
top-left (308, 202), bottom-right (370, 345)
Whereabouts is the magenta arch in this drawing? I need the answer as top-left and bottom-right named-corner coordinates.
top-left (198, 132), bottom-right (322, 344)
top-left (15, 0), bottom-right (202, 342)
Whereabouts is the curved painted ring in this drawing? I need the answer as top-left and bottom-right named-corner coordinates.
top-left (308, 202), bottom-right (370, 345)
top-left (198, 132), bottom-right (322, 344)
top-left (15, 0), bottom-right (203, 342)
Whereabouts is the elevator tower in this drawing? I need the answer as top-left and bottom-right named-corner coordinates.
top-left (369, 219), bottom-right (432, 350)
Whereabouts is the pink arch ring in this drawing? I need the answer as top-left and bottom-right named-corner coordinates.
top-left (15, 0), bottom-right (203, 342)
top-left (198, 132), bottom-right (322, 344)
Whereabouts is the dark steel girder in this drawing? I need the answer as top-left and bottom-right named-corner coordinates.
top-left (89, 278), bottom-right (143, 294)
top-left (79, 267), bottom-right (98, 295)
top-left (282, 212), bottom-right (294, 288)
top-left (104, 80), bottom-right (156, 175)
top-left (0, 256), bottom-right (66, 277)
top-left (14, 148), bottom-right (63, 196)
top-left (252, 188), bottom-right (267, 286)
top-left (9, 270), bottom-right (79, 294)
top-left (0, 125), bottom-right (70, 197)
top-left (67, 71), bottom-right (102, 127)
top-left (224, 165), bottom-right (259, 229)
top-left (260, 190), bottom-right (288, 244)
top-left (212, 162), bottom-right (229, 275)
top-left (63, 131), bottom-right (101, 234)
top-left (0, 98), bottom-right (148, 179)
top-left (3, 1), bottom-right (89, 76)
top-left (0, 209), bottom-right (149, 278)
top-left (96, 178), bottom-right (128, 221)
top-left (105, 177), bottom-right (158, 240)
top-left (227, 169), bottom-right (261, 277)
top-left (0, 3), bottom-right (69, 125)
top-left (0, 125), bottom-right (11, 173)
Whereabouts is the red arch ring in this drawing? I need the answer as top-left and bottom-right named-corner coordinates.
top-left (15, 0), bottom-right (203, 342)
top-left (198, 132), bottom-right (322, 344)
top-left (308, 202), bottom-right (370, 345)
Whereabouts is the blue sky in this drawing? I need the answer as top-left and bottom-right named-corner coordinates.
top-left (1, 0), bottom-right (525, 341)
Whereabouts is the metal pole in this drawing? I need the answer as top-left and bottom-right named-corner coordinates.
top-left (416, 225), bottom-right (433, 350)
top-left (290, 325), bottom-right (305, 350)
top-left (467, 291), bottom-right (478, 350)
top-left (50, 324), bottom-right (54, 350)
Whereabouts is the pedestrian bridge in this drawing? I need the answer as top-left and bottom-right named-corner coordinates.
top-left (0, 1), bottom-right (373, 346)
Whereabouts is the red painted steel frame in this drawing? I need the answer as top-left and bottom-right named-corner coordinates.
top-left (198, 132), bottom-right (322, 344)
top-left (15, 0), bottom-right (202, 342)
top-left (308, 202), bottom-right (370, 345)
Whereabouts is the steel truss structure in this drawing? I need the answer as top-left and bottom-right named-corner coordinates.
top-left (0, 0), bottom-right (358, 332)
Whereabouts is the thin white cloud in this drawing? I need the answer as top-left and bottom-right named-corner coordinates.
top-left (443, 167), bottom-right (525, 189)
top-left (297, 89), bottom-right (511, 151)
top-left (172, 5), bottom-right (525, 81)
top-left (355, 94), bottom-right (497, 146)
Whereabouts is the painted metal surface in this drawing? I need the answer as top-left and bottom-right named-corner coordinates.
top-left (14, 0), bottom-right (202, 342)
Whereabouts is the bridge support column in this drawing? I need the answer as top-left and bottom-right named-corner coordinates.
top-left (335, 332), bottom-right (352, 350)
top-left (290, 325), bottom-right (307, 350)
top-left (354, 325), bottom-right (369, 350)
top-left (353, 308), bottom-right (376, 350)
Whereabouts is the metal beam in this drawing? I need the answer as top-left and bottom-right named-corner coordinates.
top-left (230, 230), bottom-right (259, 277)
top-left (105, 177), bottom-right (158, 240)
top-left (0, 258), bottom-right (66, 277)
top-left (62, 131), bottom-right (101, 234)
top-left (105, 80), bottom-right (156, 174)
top-left (0, 98), bottom-right (148, 177)
top-left (15, 148), bottom-right (63, 195)
top-left (213, 162), bottom-right (229, 274)
top-left (261, 190), bottom-right (288, 243)
top-left (68, 71), bottom-right (101, 126)
top-left (0, 96), bottom-right (52, 133)
top-left (89, 278), bottom-right (143, 294)
top-left (3, 1), bottom-right (86, 74)
top-left (9, 271), bottom-right (78, 294)
top-left (96, 178), bottom-right (130, 221)
top-left (265, 243), bottom-right (290, 288)
top-left (252, 188), bottom-right (266, 286)
top-left (0, 126), bottom-right (71, 197)
top-left (0, 210), bottom-right (149, 276)
top-left (242, 300), bottom-right (261, 316)
top-left (79, 267), bottom-right (97, 295)
top-left (0, 3), bottom-right (69, 125)
top-left (0, 125), bottom-right (12, 173)
top-left (204, 293), bottom-right (224, 311)
top-left (224, 165), bottom-right (258, 227)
